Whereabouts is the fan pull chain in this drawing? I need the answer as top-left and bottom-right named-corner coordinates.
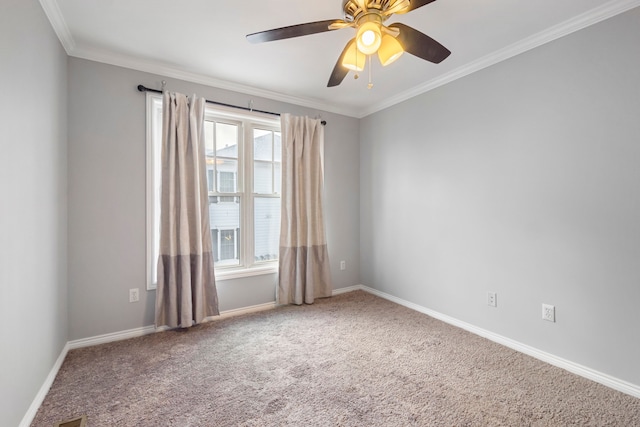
top-left (367, 55), bottom-right (373, 89)
top-left (353, 41), bottom-right (360, 80)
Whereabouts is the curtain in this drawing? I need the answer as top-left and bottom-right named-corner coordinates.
top-left (155, 92), bottom-right (219, 328)
top-left (278, 114), bottom-right (333, 305)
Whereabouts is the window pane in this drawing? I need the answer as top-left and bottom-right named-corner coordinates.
top-left (219, 171), bottom-right (235, 193)
top-left (216, 123), bottom-right (238, 158)
top-left (216, 159), bottom-right (237, 193)
top-left (220, 230), bottom-right (236, 260)
top-left (206, 168), bottom-right (214, 192)
top-left (254, 161), bottom-right (272, 194)
top-left (254, 197), bottom-right (280, 262)
top-left (254, 129), bottom-right (272, 161)
top-left (210, 198), bottom-right (241, 267)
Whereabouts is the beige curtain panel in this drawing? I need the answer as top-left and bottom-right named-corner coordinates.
top-left (155, 92), bottom-right (219, 328)
top-left (278, 114), bottom-right (333, 305)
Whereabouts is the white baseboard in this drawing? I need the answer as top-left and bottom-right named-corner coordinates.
top-left (68, 325), bottom-right (157, 350)
top-left (332, 284), bottom-right (365, 295)
top-left (19, 342), bottom-right (70, 427)
top-left (215, 301), bottom-right (278, 320)
top-left (66, 290), bottom-right (356, 350)
top-left (69, 301), bottom-right (281, 348)
top-left (359, 284), bottom-right (640, 399)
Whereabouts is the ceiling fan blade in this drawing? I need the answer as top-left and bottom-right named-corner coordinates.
top-left (327, 41), bottom-right (352, 87)
top-left (395, 0), bottom-right (437, 14)
top-left (247, 19), bottom-right (348, 43)
top-left (328, 21), bottom-right (354, 30)
top-left (389, 23), bottom-right (450, 63)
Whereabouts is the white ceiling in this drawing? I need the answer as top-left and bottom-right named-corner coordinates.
top-left (42, 0), bottom-right (639, 118)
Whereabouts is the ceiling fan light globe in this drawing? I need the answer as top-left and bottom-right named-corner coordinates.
top-left (378, 34), bottom-right (404, 66)
top-left (343, 64), bottom-right (364, 71)
top-left (361, 30), bottom-right (376, 46)
top-left (356, 21), bottom-right (382, 55)
top-left (342, 39), bottom-right (366, 71)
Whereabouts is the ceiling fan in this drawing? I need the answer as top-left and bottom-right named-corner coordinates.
top-left (246, 0), bottom-right (451, 87)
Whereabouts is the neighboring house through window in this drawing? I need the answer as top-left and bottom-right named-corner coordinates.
top-left (146, 93), bottom-right (281, 289)
top-left (219, 229), bottom-right (237, 261)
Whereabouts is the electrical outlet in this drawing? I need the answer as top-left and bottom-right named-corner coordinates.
top-left (340, 260), bottom-right (346, 271)
top-left (542, 303), bottom-right (555, 322)
top-left (487, 292), bottom-right (497, 307)
top-left (129, 288), bottom-right (139, 303)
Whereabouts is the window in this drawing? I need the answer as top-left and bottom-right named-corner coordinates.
top-left (146, 93), bottom-right (281, 289)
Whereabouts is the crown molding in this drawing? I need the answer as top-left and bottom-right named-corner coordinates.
top-left (39, 0), bottom-right (75, 53)
top-left (359, 0), bottom-right (640, 117)
top-left (68, 45), bottom-right (360, 118)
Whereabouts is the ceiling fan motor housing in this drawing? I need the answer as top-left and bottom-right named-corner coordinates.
top-left (342, 0), bottom-right (410, 21)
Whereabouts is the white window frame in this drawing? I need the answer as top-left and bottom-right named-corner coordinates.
top-left (146, 94), bottom-right (163, 290)
top-left (146, 93), bottom-right (281, 289)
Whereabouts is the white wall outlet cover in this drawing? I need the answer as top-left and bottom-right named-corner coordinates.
top-left (487, 292), bottom-right (497, 307)
top-left (542, 303), bottom-right (555, 322)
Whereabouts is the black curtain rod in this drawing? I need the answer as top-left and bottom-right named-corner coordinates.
top-left (137, 85), bottom-right (326, 126)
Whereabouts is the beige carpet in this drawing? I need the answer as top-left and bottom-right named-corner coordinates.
top-left (32, 291), bottom-right (640, 426)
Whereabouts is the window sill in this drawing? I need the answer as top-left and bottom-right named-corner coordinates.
top-left (215, 264), bottom-right (278, 281)
top-left (147, 263), bottom-right (278, 290)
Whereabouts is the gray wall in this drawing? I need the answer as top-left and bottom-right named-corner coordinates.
top-left (360, 8), bottom-right (640, 386)
top-left (0, 1), bottom-right (68, 426)
top-left (67, 58), bottom-right (360, 340)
